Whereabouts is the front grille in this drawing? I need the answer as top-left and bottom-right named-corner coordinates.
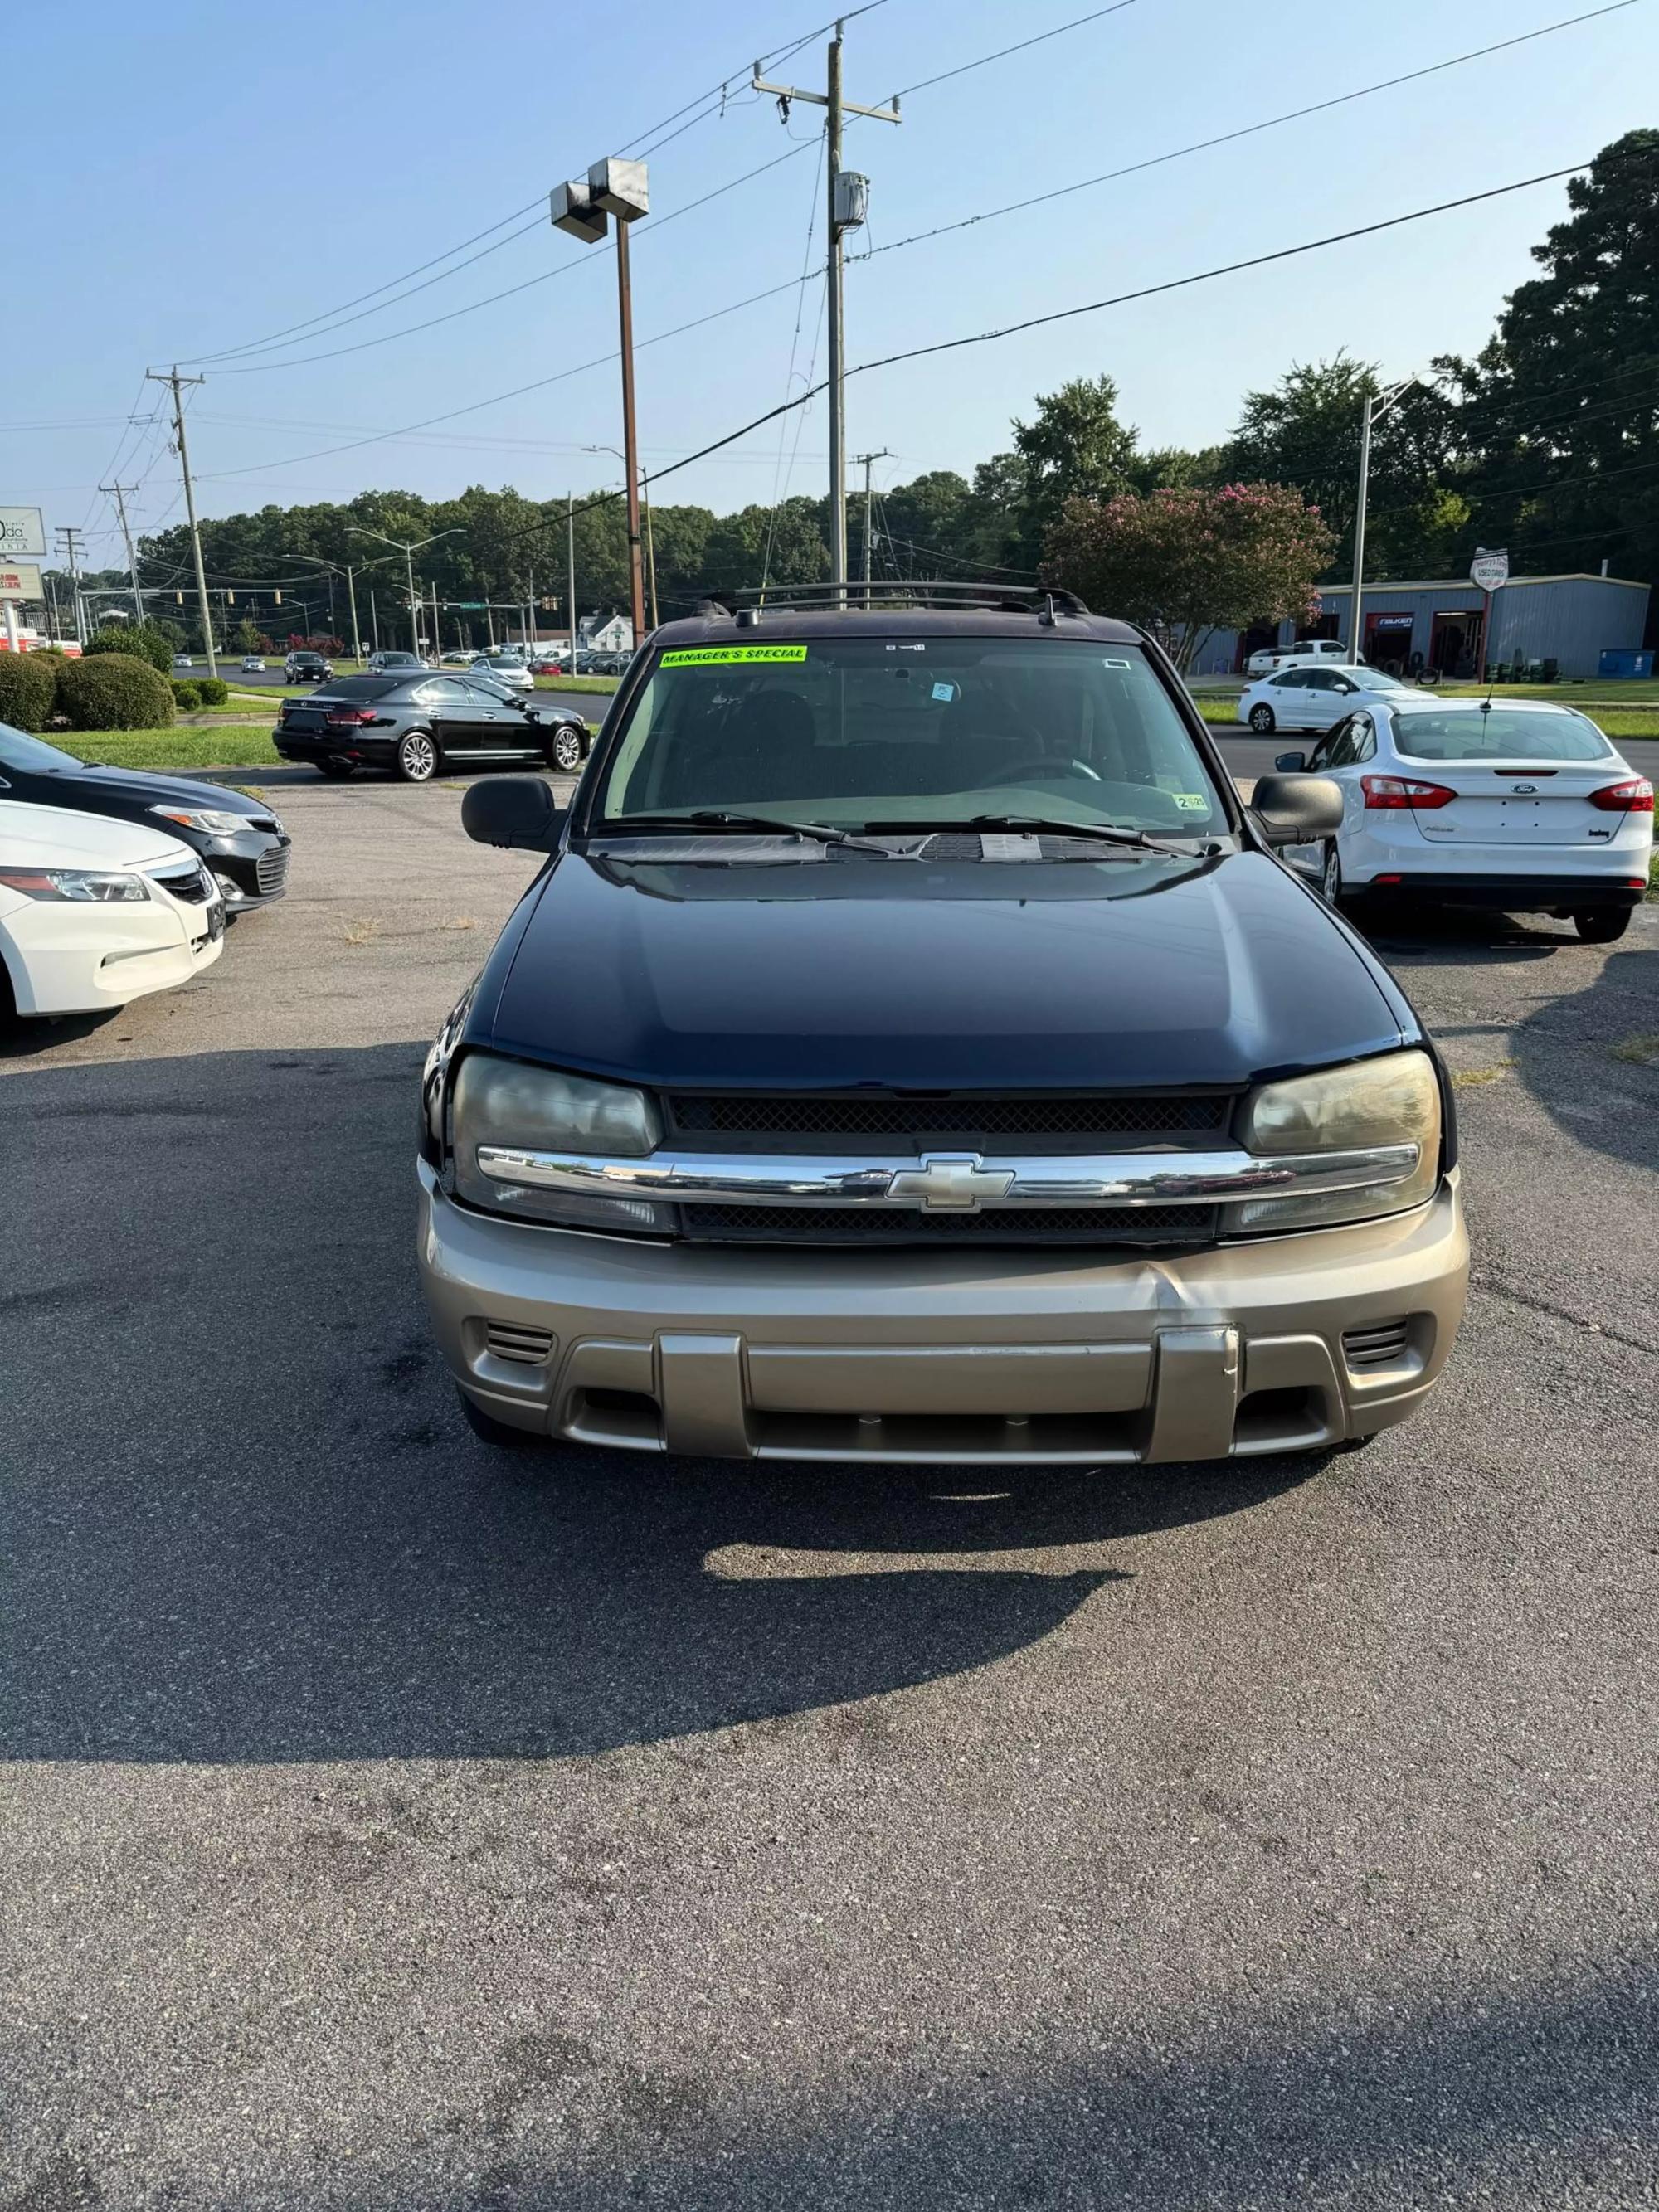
top-left (484, 1320), bottom-right (556, 1365)
top-left (1343, 1318), bottom-right (1412, 1371)
top-left (255, 848), bottom-right (290, 896)
top-left (666, 1091), bottom-right (1234, 1145)
top-left (150, 862), bottom-right (210, 904)
top-left (678, 1203), bottom-right (1218, 1247)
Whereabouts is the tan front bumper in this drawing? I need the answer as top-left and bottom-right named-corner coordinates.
top-left (417, 1163), bottom-right (1467, 1464)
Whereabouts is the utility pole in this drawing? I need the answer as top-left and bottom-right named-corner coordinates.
top-left (100, 483), bottom-right (145, 625)
top-left (754, 28), bottom-right (899, 597)
top-left (1350, 375), bottom-right (1417, 666)
top-left (54, 525), bottom-right (88, 644)
top-left (855, 448), bottom-right (891, 607)
top-left (566, 493), bottom-right (577, 668)
top-left (147, 367), bottom-right (216, 678)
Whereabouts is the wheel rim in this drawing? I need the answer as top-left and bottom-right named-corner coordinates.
top-left (1250, 707), bottom-right (1273, 732)
top-left (401, 734), bottom-right (436, 780)
top-left (1322, 843), bottom-right (1341, 902)
top-left (553, 729), bottom-right (581, 771)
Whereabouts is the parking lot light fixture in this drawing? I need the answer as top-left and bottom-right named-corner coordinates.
top-left (552, 161), bottom-right (649, 642)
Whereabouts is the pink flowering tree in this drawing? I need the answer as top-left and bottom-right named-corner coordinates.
top-left (1040, 483), bottom-right (1336, 669)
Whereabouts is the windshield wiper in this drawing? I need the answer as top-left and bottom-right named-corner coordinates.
top-left (593, 810), bottom-right (901, 855)
top-left (859, 814), bottom-right (1211, 856)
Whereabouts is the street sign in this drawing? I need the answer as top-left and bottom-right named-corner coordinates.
top-left (0, 562), bottom-right (42, 599)
top-left (447, 600), bottom-right (490, 610)
top-left (1469, 547), bottom-right (1510, 591)
top-left (0, 508), bottom-right (46, 560)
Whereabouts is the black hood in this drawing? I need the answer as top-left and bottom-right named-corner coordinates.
top-left (53, 763), bottom-right (270, 815)
top-left (479, 847), bottom-right (1409, 1092)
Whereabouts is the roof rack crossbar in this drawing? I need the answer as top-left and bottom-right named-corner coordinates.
top-left (702, 580), bottom-right (1091, 616)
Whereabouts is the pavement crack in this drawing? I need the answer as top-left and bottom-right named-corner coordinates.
top-left (1471, 1269), bottom-right (1659, 1359)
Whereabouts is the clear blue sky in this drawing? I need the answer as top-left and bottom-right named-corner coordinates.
top-left (11, 0), bottom-right (1656, 566)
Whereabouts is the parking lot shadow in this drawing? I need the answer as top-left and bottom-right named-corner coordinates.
top-left (0, 1044), bottom-right (1312, 1768)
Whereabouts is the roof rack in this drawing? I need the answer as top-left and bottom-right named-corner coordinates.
top-left (695, 580), bottom-right (1091, 620)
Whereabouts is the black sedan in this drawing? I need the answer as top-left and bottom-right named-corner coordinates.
top-left (274, 673), bottom-right (591, 782)
top-left (0, 722), bottom-right (290, 912)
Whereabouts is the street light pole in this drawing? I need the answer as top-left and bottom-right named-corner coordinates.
top-left (1350, 376), bottom-right (1417, 665)
top-left (551, 159), bottom-right (652, 644)
top-left (348, 526), bottom-right (459, 663)
top-left (566, 493), bottom-right (577, 668)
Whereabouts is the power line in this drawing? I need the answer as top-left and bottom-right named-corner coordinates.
top-left (892, 0), bottom-right (1136, 99)
top-left (853, 2), bottom-right (1638, 270)
top-left (207, 139), bottom-right (818, 376)
top-left (174, 2), bottom-right (888, 372)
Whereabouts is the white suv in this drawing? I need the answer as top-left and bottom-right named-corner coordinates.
top-left (1244, 639), bottom-right (1354, 678)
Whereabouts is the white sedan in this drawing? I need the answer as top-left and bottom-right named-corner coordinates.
top-left (1238, 663), bottom-right (1408, 734)
top-left (1272, 697), bottom-right (1653, 942)
top-left (0, 801), bottom-right (224, 1017)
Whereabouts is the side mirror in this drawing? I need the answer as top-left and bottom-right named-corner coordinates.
top-left (1273, 750), bottom-right (1307, 772)
top-left (462, 775), bottom-right (565, 853)
top-left (1250, 773), bottom-right (1343, 844)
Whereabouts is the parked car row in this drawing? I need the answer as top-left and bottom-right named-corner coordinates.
top-left (0, 722), bottom-right (293, 1019)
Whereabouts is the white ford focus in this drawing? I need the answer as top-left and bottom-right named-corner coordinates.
top-left (1272, 697), bottom-right (1653, 941)
top-left (0, 800), bottom-right (225, 1017)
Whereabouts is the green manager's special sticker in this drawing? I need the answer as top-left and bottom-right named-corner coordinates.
top-left (1173, 793), bottom-right (1210, 811)
top-left (659, 644), bottom-right (810, 667)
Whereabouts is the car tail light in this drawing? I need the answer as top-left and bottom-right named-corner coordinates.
top-left (325, 707), bottom-right (378, 727)
top-left (1362, 775), bottom-right (1456, 811)
top-left (1588, 776), bottom-right (1654, 813)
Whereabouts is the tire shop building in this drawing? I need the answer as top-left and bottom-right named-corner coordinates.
top-left (1189, 569), bottom-right (1650, 681)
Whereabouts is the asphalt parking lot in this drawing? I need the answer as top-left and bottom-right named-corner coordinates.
top-left (2, 771), bottom-right (1657, 2210)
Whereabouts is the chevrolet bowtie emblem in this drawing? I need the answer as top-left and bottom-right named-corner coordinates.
top-left (887, 1152), bottom-right (1017, 1211)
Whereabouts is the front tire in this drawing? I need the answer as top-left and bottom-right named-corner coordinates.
top-left (396, 729), bottom-right (440, 783)
top-left (1574, 907), bottom-right (1632, 943)
top-left (549, 722), bottom-right (585, 774)
top-left (1248, 703), bottom-right (1276, 733)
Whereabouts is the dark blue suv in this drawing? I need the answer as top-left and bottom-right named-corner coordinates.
top-left (418, 584), bottom-right (1467, 1464)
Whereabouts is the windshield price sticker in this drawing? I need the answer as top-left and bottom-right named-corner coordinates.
top-left (660, 645), bottom-right (809, 667)
top-left (1173, 794), bottom-right (1209, 812)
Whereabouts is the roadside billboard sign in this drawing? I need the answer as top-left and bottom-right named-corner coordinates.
top-left (0, 561), bottom-right (42, 599)
top-left (0, 508), bottom-right (46, 559)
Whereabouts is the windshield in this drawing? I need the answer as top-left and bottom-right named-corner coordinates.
top-left (1394, 707), bottom-right (1613, 762)
top-left (0, 722), bottom-right (84, 773)
top-left (591, 639), bottom-right (1225, 836)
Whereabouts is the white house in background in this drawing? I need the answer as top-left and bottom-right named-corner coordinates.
top-left (579, 612), bottom-right (634, 653)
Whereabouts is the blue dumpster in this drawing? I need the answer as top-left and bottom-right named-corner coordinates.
top-left (1598, 647), bottom-right (1653, 678)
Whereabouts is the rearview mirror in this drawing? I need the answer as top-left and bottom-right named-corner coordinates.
top-left (1250, 773), bottom-right (1343, 843)
top-left (462, 775), bottom-right (565, 853)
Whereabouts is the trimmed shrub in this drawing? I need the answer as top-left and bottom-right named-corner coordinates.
top-left (57, 653), bottom-right (175, 732)
top-left (0, 651), bottom-right (59, 732)
top-left (195, 676), bottom-right (229, 706)
top-left (171, 679), bottom-right (202, 710)
top-left (84, 622), bottom-right (177, 675)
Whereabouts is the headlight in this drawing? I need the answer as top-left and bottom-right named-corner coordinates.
top-left (148, 805), bottom-right (250, 836)
top-left (1226, 1048), bottom-right (1441, 1233)
top-left (0, 866), bottom-right (148, 903)
top-left (450, 1053), bottom-right (671, 1234)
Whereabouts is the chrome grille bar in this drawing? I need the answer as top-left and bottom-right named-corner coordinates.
top-left (474, 1143), bottom-right (1420, 1211)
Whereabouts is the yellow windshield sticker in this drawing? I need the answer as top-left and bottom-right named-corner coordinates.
top-left (659, 644), bottom-right (810, 667)
top-left (1173, 793), bottom-right (1210, 811)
